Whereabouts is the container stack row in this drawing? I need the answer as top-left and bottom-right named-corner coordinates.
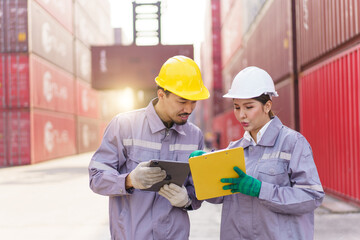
top-left (201, 0), bottom-right (360, 204)
top-left (0, 0), bottom-right (114, 166)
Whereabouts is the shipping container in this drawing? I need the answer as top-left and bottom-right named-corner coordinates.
top-left (76, 116), bottom-right (100, 153)
top-left (0, 53), bottom-right (75, 112)
top-left (0, 54), bottom-right (6, 108)
top-left (244, 0), bottom-right (292, 82)
top-left (221, 0), bottom-right (243, 67)
top-left (272, 78), bottom-right (296, 129)
top-left (297, 0), bottom-right (360, 67)
top-left (91, 44), bottom-right (194, 90)
top-left (75, 40), bottom-right (91, 83)
top-left (30, 1), bottom-right (74, 74)
top-left (212, 109), bottom-right (244, 149)
top-left (33, 0), bottom-right (73, 34)
top-left (299, 44), bottom-right (360, 204)
top-left (0, 108), bottom-right (76, 166)
top-left (0, 0), bottom-right (28, 53)
top-left (3, 53), bottom-right (30, 108)
top-left (0, 109), bottom-right (31, 166)
top-left (32, 109), bottom-right (76, 163)
top-left (76, 79), bottom-right (100, 119)
top-left (74, 2), bottom-right (99, 47)
top-left (30, 54), bottom-right (75, 114)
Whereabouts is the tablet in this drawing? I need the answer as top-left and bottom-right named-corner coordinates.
top-left (189, 147), bottom-right (246, 200)
top-left (142, 160), bottom-right (190, 192)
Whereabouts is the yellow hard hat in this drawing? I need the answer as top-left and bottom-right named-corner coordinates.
top-left (155, 55), bottom-right (210, 100)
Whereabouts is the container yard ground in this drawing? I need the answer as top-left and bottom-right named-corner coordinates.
top-left (0, 152), bottom-right (359, 240)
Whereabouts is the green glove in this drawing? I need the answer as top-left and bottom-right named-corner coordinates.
top-left (221, 166), bottom-right (262, 197)
top-left (189, 150), bottom-right (207, 158)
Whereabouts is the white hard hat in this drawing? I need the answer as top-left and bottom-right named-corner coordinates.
top-left (223, 66), bottom-right (279, 99)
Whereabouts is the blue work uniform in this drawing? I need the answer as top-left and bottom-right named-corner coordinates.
top-left (88, 99), bottom-right (203, 240)
top-left (212, 116), bottom-right (324, 240)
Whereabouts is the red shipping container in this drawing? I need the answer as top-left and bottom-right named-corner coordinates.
top-left (33, 0), bottom-right (73, 34)
top-left (300, 44), bottom-right (360, 204)
top-left (77, 116), bottom-right (100, 153)
top-left (0, 0), bottom-right (28, 53)
top-left (244, 0), bottom-right (292, 82)
top-left (0, 109), bottom-right (31, 166)
top-left (297, 0), bottom-right (360, 67)
top-left (0, 54), bottom-right (6, 108)
top-left (0, 110), bottom-right (7, 166)
top-left (30, 1), bottom-right (74, 74)
top-left (0, 108), bottom-right (76, 166)
top-left (32, 109), bottom-right (76, 163)
top-left (30, 54), bottom-right (75, 114)
top-left (76, 80), bottom-right (100, 119)
top-left (0, 53), bottom-right (75, 113)
top-left (272, 78), bottom-right (296, 130)
top-left (212, 109), bottom-right (244, 149)
top-left (75, 40), bottom-right (91, 83)
top-left (5, 53), bottom-right (30, 108)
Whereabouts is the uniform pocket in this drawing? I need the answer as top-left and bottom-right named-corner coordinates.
top-left (257, 160), bottom-right (289, 186)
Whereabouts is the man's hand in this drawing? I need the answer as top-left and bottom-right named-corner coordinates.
top-left (221, 166), bottom-right (262, 197)
top-left (158, 183), bottom-right (191, 208)
top-left (127, 161), bottom-right (166, 189)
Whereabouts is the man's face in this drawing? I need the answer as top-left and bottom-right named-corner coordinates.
top-left (159, 91), bottom-right (197, 126)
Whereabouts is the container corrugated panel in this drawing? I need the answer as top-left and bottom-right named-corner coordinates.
top-left (77, 116), bottom-right (100, 153)
top-left (32, 109), bottom-right (76, 164)
top-left (76, 80), bottom-right (99, 119)
top-left (0, 54), bottom-right (6, 108)
top-left (30, 54), bottom-right (75, 114)
top-left (0, 109), bottom-right (31, 166)
top-left (297, 0), bottom-right (360, 66)
top-left (0, 0), bottom-right (28, 53)
top-left (299, 44), bottom-right (360, 203)
top-left (245, 0), bottom-right (292, 82)
top-left (0, 0), bottom-right (6, 52)
top-left (0, 110), bottom-right (6, 166)
top-left (5, 53), bottom-right (30, 108)
top-left (221, 0), bottom-right (243, 67)
top-left (272, 78), bottom-right (295, 129)
top-left (30, 1), bottom-right (74, 74)
top-left (75, 40), bottom-right (91, 83)
top-left (33, 0), bottom-right (73, 34)
top-left (212, 109), bottom-right (244, 149)
top-left (74, 2), bottom-right (99, 47)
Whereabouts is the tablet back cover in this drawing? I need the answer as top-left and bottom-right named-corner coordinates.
top-left (142, 160), bottom-right (190, 192)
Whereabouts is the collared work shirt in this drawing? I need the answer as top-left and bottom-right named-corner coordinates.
top-left (89, 100), bottom-right (204, 240)
top-left (212, 116), bottom-right (324, 240)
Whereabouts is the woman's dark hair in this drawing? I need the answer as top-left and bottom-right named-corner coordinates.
top-left (252, 94), bottom-right (275, 118)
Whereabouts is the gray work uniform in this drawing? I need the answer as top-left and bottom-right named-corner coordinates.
top-left (88, 100), bottom-right (203, 240)
top-left (211, 116), bottom-right (324, 240)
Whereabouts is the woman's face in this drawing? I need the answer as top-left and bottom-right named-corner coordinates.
top-left (233, 98), bottom-right (271, 139)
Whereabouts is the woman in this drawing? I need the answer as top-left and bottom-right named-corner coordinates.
top-left (196, 66), bottom-right (325, 239)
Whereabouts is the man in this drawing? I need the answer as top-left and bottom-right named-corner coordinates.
top-left (88, 56), bottom-right (209, 239)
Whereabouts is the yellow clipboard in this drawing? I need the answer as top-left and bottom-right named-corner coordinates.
top-left (189, 147), bottom-right (246, 200)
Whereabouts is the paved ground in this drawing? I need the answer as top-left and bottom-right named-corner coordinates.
top-left (0, 152), bottom-right (359, 240)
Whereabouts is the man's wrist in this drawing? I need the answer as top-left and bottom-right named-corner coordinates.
top-left (182, 197), bottom-right (192, 210)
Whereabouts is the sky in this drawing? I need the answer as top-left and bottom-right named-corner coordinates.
top-left (109, 0), bottom-right (207, 46)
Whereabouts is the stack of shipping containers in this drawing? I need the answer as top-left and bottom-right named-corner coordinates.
top-left (0, 0), bottom-right (113, 167)
top-left (201, 0), bottom-right (360, 204)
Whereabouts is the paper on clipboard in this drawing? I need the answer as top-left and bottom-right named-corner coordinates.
top-left (189, 147), bottom-right (246, 200)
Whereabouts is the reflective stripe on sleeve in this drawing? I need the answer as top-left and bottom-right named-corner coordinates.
top-left (294, 184), bottom-right (324, 192)
top-left (169, 144), bottom-right (198, 151)
top-left (123, 139), bottom-right (161, 150)
top-left (89, 160), bottom-right (118, 174)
